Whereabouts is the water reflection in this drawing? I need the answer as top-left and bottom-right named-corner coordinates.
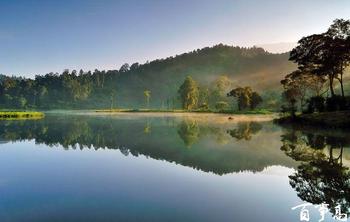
top-left (177, 118), bottom-right (263, 147)
top-left (0, 114), bottom-right (294, 175)
top-left (227, 122), bottom-right (262, 141)
top-left (1, 114), bottom-right (349, 221)
top-left (177, 119), bottom-right (200, 147)
top-left (280, 127), bottom-right (350, 216)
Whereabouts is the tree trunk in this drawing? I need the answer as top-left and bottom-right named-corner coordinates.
top-left (338, 75), bottom-right (344, 98)
top-left (339, 65), bottom-right (345, 98)
top-left (329, 74), bottom-right (335, 97)
top-left (329, 147), bottom-right (334, 164)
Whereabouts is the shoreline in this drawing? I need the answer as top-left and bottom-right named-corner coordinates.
top-left (94, 108), bottom-right (273, 115)
top-left (0, 111), bottom-right (45, 120)
top-left (274, 111), bottom-right (350, 129)
top-left (44, 110), bottom-right (277, 123)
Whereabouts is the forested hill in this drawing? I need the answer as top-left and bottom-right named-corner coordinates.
top-left (0, 44), bottom-right (296, 109)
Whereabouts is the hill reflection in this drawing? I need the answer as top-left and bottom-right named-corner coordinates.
top-left (0, 114), bottom-right (295, 175)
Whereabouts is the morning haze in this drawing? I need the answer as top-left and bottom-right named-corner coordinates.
top-left (0, 1), bottom-right (350, 222)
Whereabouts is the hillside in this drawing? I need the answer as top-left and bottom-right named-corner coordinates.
top-left (0, 44), bottom-right (296, 109)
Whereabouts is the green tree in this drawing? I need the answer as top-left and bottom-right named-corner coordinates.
top-left (198, 86), bottom-right (209, 109)
top-left (17, 96), bottom-right (27, 109)
top-left (326, 19), bottom-right (350, 98)
top-left (289, 19), bottom-right (350, 98)
top-left (210, 75), bottom-right (232, 106)
top-left (110, 89), bottom-right (117, 109)
top-left (215, 101), bottom-right (229, 111)
top-left (250, 92), bottom-right (263, 110)
top-left (281, 69), bottom-right (327, 111)
top-left (4, 94), bottom-right (13, 106)
top-left (290, 34), bottom-right (336, 96)
top-left (227, 86), bottom-right (252, 111)
top-left (281, 88), bottom-right (298, 118)
top-left (0, 44), bottom-right (297, 109)
top-left (119, 63), bottom-right (130, 72)
top-left (178, 76), bottom-right (199, 110)
top-left (143, 90), bottom-right (151, 108)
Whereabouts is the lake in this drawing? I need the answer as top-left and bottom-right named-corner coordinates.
top-left (0, 113), bottom-right (349, 222)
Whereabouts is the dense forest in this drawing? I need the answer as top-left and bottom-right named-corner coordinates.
top-left (0, 45), bottom-right (295, 110)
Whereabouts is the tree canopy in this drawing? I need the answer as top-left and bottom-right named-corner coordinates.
top-left (281, 18), bottom-right (350, 115)
top-left (178, 76), bottom-right (199, 110)
top-left (227, 86), bottom-right (262, 110)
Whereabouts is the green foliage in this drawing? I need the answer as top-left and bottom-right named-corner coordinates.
top-left (143, 90), bottom-right (151, 108)
top-left (209, 75), bottom-right (233, 105)
top-left (260, 91), bottom-right (283, 111)
top-left (178, 76), bottom-right (199, 110)
top-left (0, 45), bottom-right (292, 110)
top-left (281, 89), bottom-right (298, 117)
top-left (0, 111), bottom-right (44, 119)
top-left (227, 86), bottom-right (262, 110)
top-left (198, 86), bottom-right (209, 108)
top-left (227, 87), bottom-right (251, 110)
top-left (110, 89), bottom-right (117, 109)
top-left (283, 18), bottom-right (350, 115)
top-left (198, 102), bottom-right (209, 111)
top-left (251, 92), bottom-right (263, 109)
top-left (306, 96), bottom-right (325, 113)
top-left (325, 95), bottom-right (348, 112)
top-left (17, 97), bottom-right (27, 108)
top-left (215, 101), bottom-right (229, 111)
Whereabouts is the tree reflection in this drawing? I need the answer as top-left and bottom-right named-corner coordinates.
top-left (144, 120), bottom-right (151, 134)
top-left (177, 119), bottom-right (263, 146)
top-left (0, 116), bottom-right (291, 175)
top-left (177, 119), bottom-right (200, 147)
top-left (226, 122), bottom-right (262, 141)
top-left (281, 128), bottom-right (350, 216)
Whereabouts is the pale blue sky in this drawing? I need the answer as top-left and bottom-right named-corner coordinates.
top-left (0, 0), bottom-right (349, 77)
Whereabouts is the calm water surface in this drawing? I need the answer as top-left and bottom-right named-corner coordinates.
top-left (0, 113), bottom-right (349, 222)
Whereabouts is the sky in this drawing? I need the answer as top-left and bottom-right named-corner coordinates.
top-left (0, 0), bottom-right (349, 78)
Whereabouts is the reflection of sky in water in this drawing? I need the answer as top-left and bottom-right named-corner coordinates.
top-left (0, 115), bottom-right (346, 222)
top-left (0, 141), bottom-right (299, 222)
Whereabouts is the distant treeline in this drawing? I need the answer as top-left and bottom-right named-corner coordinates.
top-left (0, 44), bottom-right (295, 110)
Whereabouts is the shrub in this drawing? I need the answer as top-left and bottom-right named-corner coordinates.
top-left (306, 96), bottom-right (325, 113)
top-left (215, 101), bottom-right (229, 111)
top-left (198, 103), bottom-right (209, 111)
top-left (326, 95), bottom-right (346, 112)
top-left (345, 96), bottom-right (350, 110)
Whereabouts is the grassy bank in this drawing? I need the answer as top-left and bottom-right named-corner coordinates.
top-left (0, 111), bottom-right (45, 120)
top-left (275, 111), bottom-right (350, 129)
top-left (95, 109), bottom-right (273, 115)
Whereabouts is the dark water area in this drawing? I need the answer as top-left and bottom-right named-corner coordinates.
top-left (0, 113), bottom-right (349, 222)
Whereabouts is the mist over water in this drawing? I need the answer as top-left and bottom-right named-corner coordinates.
top-left (0, 113), bottom-right (348, 222)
